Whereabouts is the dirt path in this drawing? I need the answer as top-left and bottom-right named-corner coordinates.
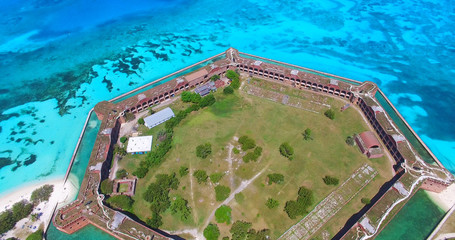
top-left (109, 155), bottom-right (121, 180)
top-left (189, 163), bottom-right (198, 224)
top-left (202, 164), bottom-right (270, 231)
top-left (226, 144), bottom-right (235, 189)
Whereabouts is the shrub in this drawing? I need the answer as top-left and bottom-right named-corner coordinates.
top-left (346, 136), bottom-right (355, 146)
top-left (170, 196), bottom-right (191, 221)
top-left (284, 187), bottom-right (313, 219)
top-left (199, 94), bottom-right (216, 108)
top-left (238, 136), bottom-right (256, 151)
top-left (230, 221), bottom-right (252, 240)
top-left (148, 108), bottom-right (156, 115)
top-left (133, 166), bottom-right (148, 178)
top-left (279, 142), bottom-right (294, 160)
top-left (138, 117), bottom-right (145, 125)
top-left (215, 185), bottom-right (231, 201)
top-left (233, 148), bottom-right (240, 154)
top-left (302, 128), bottom-right (312, 140)
top-left (324, 109), bottom-right (336, 120)
top-left (100, 179), bottom-right (113, 195)
top-left (223, 86), bottom-right (234, 94)
top-left (323, 176), bottom-right (339, 186)
top-left (234, 193), bottom-right (244, 203)
top-left (194, 170), bottom-right (208, 184)
top-left (146, 212), bottom-right (163, 228)
top-left (210, 172), bottom-right (224, 183)
top-left (265, 198), bottom-right (279, 209)
top-left (267, 173), bottom-right (284, 185)
top-left (30, 185), bottom-right (54, 203)
top-left (120, 136), bottom-right (128, 143)
top-left (226, 70), bottom-right (239, 81)
top-left (204, 223), bottom-right (220, 240)
top-left (361, 198), bottom-right (371, 205)
top-left (243, 146), bottom-right (262, 163)
top-left (106, 195), bottom-right (134, 210)
top-left (116, 169), bottom-right (128, 179)
top-left (179, 166), bottom-right (189, 177)
top-left (215, 205), bottom-right (232, 224)
top-left (26, 229), bottom-right (43, 240)
top-left (210, 74), bottom-right (220, 81)
top-left (114, 145), bottom-right (127, 156)
top-left (196, 143), bottom-right (212, 159)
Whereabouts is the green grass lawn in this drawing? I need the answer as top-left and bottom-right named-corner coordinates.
top-left (118, 80), bottom-right (393, 239)
top-left (118, 183), bottom-right (129, 193)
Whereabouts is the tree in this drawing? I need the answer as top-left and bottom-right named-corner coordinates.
top-left (238, 136), bottom-right (256, 151)
top-left (170, 196), bottom-right (191, 221)
top-left (138, 117), bottom-right (145, 125)
top-left (199, 94), bottom-right (216, 108)
top-left (106, 195), bottom-right (134, 211)
top-left (30, 185), bottom-right (54, 203)
top-left (210, 74), bottom-right (220, 81)
top-left (346, 136), bottom-right (355, 146)
top-left (179, 166), bottom-right (189, 177)
top-left (225, 70), bottom-right (239, 81)
top-left (231, 78), bottom-right (240, 89)
top-left (223, 86), bottom-right (234, 94)
top-left (215, 205), bottom-right (232, 224)
top-left (284, 187), bottom-right (313, 219)
top-left (148, 107), bottom-right (156, 115)
top-left (120, 136), bottom-right (128, 143)
top-left (100, 179), bottom-right (113, 195)
top-left (181, 91), bottom-right (193, 102)
top-left (26, 229), bottom-right (43, 240)
top-left (243, 147), bottom-right (262, 163)
top-left (279, 142), bottom-right (294, 160)
top-left (324, 109), bottom-right (336, 120)
top-left (114, 145), bottom-right (127, 156)
top-left (323, 176), bottom-right (339, 186)
top-left (196, 143), bottom-right (212, 159)
top-left (267, 173), bottom-right (284, 185)
top-left (215, 185), bottom-right (231, 201)
top-left (210, 172), bottom-right (224, 183)
top-left (194, 170), bottom-right (208, 184)
top-left (302, 128), bottom-right (312, 140)
top-left (361, 198), bottom-right (371, 205)
top-left (265, 198), bottom-right (279, 209)
top-left (124, 112), bottom-right (135, 122)
top-left (230, 221), bottom-right (252, 240)
top-left (146, 212), bottom-right (163, 228)
top-left (204, 223), bottom-right (221, 240)
top-left (133, 166), bottom-right (148, 178)
top-left (116, 169), bottom-right (128, 179)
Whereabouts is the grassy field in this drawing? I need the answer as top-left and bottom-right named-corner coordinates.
top-left (118, 79), bottom-right (393, 239)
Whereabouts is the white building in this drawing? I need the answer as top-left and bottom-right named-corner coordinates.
top-left (144, 107), bottom-right (175, 129)
top-left (126, 135), bottom-right (153, 154)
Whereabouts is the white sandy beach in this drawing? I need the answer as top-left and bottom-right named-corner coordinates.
top-left (427, 183), bottom-right (455, 212)
top-left (0, 177), bottom-right (78, 239)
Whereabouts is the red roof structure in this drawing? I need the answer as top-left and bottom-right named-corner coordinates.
top-left (355, 131), bottom-right (383, 158)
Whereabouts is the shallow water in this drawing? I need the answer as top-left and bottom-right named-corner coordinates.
top-left (0, 0), bottom-right (454, 195)
top-left (0, 0), bottom-right (454, 238)
top-left (375, 190), bottom-right (445, 240)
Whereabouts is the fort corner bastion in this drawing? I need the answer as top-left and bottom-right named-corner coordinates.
top-left (52, 48), bottom-right (453, 240)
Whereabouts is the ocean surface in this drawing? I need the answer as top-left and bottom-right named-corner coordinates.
top-left (0, 0), bottom-right (453, 238)
top-left (0, 0), bottom-right (454, 195)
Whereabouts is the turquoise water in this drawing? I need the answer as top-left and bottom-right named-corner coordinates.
top-left (0, 0), bottom-right (453, 238)
top-left (47, 224), bottom-right (116, 240)
top-left (0, 0), bottom-right (454, 195)
top-left (376, 190), bottom-right (446, 240)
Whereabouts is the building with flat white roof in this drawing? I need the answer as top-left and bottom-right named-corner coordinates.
top-left (144, 107), bottom-right (175, 129)
top-left (126, 135), bottom-right (153, 154)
